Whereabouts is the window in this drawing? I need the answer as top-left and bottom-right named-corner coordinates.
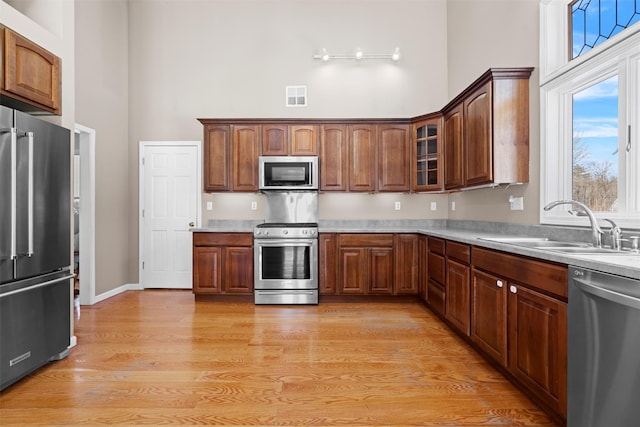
top-left (540, 0), bottom-right (640, 229)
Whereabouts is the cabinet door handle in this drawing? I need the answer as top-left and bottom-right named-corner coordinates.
top-left (496, 280), bottom-right (503, 288)
top-left (509, 285), bottom-right (517, 294)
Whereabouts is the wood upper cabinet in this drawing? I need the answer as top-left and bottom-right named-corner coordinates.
top-left (464, 82), bottom-right (492, 187)
top-left (1, 28), bottom-right (61, 114)
top-left (337, 234), bottom-right (394, 295)
top-left (262, 124), bottom-right (318, 156)
top-left (231, 125), bottom-right (259, 192)
top-left (413, 116), bottom-right (443, 192)
top-left (320, 124), bottom-right (348, 191)
top-left (202, 124), bottom-right (258, 192)
top-left (443, 104), bottom-right (464, 190)
top-left (203, 125), bottom-right (231, 191)
top-left (395, 234), bottom-right (419, 294)
top-left (290, 125), bottom-right (318, 155)
top-left (442, 68), bottom-right (533, 189)
top-left (377, 124), bottom-right (410, 192)
top-left (261, 124), bottom-right (288, 155)
top-left (347, 125), bottom-right (376, 192)
top-left (445, 241), bottom-right (471, 336)
top-left (192, 233), bottom-right (253, 295)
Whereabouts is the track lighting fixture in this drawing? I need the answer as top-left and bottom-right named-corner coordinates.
top-left (314, 47), bottom-right (401, 62)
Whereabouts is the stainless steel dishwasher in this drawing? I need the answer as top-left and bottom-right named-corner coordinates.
top-left (568, 266), bottom-right (640, 427)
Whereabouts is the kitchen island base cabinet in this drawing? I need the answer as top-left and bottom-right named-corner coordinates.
top-left (192, 233), bottom-right (253, 295)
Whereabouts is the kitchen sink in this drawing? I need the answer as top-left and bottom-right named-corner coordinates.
top-left (478, 236), bottom-right (639, 256)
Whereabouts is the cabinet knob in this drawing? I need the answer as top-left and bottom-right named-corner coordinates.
top-left (509, 285), bottom-right (517, 294)
top-left (189, 222), bottom-right (195, 227)
top-left (496, 280), bottom-right (503, 288)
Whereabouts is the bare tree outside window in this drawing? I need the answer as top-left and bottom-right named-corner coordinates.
top-left (571, 75), bottom-right (619, 212)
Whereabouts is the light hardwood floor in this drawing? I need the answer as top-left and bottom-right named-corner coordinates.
top-left (0, 290), bottom-right (558, 426)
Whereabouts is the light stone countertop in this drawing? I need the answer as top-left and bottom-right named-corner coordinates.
top-left (193, 219), bottom-right (640, 280)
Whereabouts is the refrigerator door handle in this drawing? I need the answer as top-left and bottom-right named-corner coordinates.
top-left (10, 127), bottom-right (18, 260)
top-left (27, 131), bottom-right (34, 257)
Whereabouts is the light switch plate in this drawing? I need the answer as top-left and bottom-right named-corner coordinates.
top-left (394, 201), bottom-right (401, 210)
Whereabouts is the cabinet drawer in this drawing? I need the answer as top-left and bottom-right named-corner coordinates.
top-left (428, 237), bottom-right (445, 255)
top-left (446, 241), bottom-right (470, 264)
top-left (428, 252), bottom-right (445, 285)
top-left (472, 247), bottom-right (567, 298)
top-left (339, 234), bottom-right (394, 247)
top-left (193, 232), bottom-right (253, 247)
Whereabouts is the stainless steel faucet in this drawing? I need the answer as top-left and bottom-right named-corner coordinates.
top-left (543, 200), bottom-right (604, 247)
top-left (603, 218), bottom-right (622, 250)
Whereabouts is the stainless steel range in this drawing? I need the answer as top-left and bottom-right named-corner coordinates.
top-left (253, 191), bottom-right (319, 305)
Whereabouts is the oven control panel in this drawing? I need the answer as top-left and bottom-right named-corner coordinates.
top-left (254, 225), bottom-right (317, 239)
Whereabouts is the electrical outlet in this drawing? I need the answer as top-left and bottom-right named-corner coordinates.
top-left (451, 201), bottom-right (456, 211)
top-left (206, 201), bottom-right (213, 211)
top-left (430, 202), bottom-right (437, 211)
top-left (251, 201), bottom-right (257, 211)
top-left (509, 196), bottom-right (524, 211)
top-left (394, 201), bottom-right (401, 211)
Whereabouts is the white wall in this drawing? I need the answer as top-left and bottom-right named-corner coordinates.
top-left (446, 0), bottom-right (540, 224)
top-left (72, 0), bottom-right (542, 290)
top-left (75, 0), bottom-right (130, 295)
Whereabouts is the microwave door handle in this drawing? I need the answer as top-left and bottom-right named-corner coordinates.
top-left (26, 131), bottom-right (34, 256)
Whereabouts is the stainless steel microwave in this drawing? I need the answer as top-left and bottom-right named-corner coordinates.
top-left (259, 156), bottom-right (318, 190)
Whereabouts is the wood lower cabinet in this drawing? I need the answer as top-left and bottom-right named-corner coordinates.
top-left (445, 241), bottom-right (471, 336)
top-left (192, 232), bottom-right (253, 295)
top-left (337, 234), bottom-right (394, 295)
top-left (394, 234), bottom-right (419, 294)
top-left (319, 233), bottom-right (337, 294)
top-left (472, 246), bottom-right (567, 420)
top-left (427, 237), bottom-right (446, 315)
top-left (418, 235), bottom-right (429, 301)
top-left (1, 27), bottom-right (61, 114)
top-left (471, 268), bottom-right (508, 366)
top-left (508, 282), bottom-right (567, 419)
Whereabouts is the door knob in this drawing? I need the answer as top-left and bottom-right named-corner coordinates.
top-left (189, 222), bottom-right (195, 227)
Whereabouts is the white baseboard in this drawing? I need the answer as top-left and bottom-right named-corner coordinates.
top-left (94, 283), bottom-right (142, 304)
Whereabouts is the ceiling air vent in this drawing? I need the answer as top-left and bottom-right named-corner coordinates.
top-left (286, 85), bottom-right (307, 107)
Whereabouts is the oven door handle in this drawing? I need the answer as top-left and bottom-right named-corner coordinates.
top-left (255, 239), bottom-right (316, 246)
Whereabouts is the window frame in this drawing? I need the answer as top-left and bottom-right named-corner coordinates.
top-left (540, 0), bottom-right (640, 229)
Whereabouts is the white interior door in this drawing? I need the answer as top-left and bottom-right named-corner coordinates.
top-left (140, 142), bottom-right (201, 289)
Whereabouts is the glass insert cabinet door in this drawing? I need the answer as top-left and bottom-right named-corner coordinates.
top-left (413, 117), bottom-right (442, 192)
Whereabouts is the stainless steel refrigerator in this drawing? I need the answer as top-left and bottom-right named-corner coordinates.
top-left (0, 104), bottom-right (73, 391)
